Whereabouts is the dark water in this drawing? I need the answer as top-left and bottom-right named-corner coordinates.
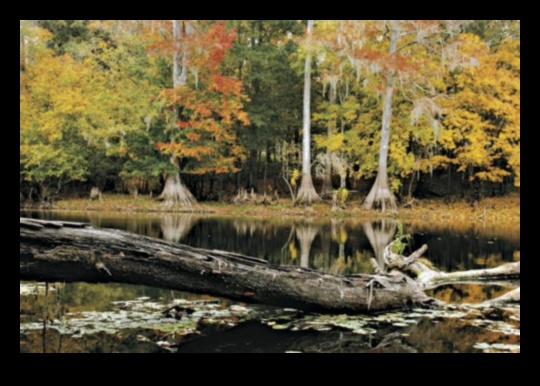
top-left (20, 211), bottom-right (520, 274)
top-left (20, 211), bottom-right (520, 353)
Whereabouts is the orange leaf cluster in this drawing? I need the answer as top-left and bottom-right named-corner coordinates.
top-left (153, 21), bottom-right (249, 175)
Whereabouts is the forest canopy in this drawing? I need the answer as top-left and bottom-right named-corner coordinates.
top-left (20, 20), bottom-right (520, 208)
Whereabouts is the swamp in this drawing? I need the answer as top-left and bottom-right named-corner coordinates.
top-left (20, 20), bottom-right (520, 353)
top-left (20, 211), bottom-right (520, 353)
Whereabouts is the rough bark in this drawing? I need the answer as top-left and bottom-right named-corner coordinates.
top-left (297, 175), bottom-right (320, 205)
top-left (20, 218), bottom-right (433, 314)
top-left (296, 20), bottom-right (321, 206)
top-left (20, 218), bottom-right (519, 313)
top-left (158, 157), bottom-right (197, 208)
top-left (363, 21), bottom-right (399, 212)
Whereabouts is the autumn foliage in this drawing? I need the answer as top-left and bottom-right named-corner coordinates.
top-left (152, 21), bottom-right (249, 175)
top-left (438, 34), bottom-right (520, 186)
top-left (20, 20), bottom-right (519, 206)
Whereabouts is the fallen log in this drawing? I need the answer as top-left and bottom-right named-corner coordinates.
top-left (381, 241), bottom-right (520, 306)
top-left (20, 218), bottom-right (433, 313)
top-left (482, 287), bottom-right (520, 306)
top-left (20, 218), bottom-right (520, 313)
top-left (382, 242), bottom-right (520, 290)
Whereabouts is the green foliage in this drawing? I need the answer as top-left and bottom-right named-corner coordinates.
top-left (20, 20), bottom-right (520, 202)
top-left (463, 20), bottom-right (520, 47)
top-left (228, 20), bottom-right (304, 158)
top-left (20, 51), bottom-right (97, 190)
top-left (37, 20), bottom-right (92, 55)
top-left (20, 20), bottom-right (164, 199)
top-left (391, 223), bottom-right (411, 255)
top-left (152, 21), bottom-right (250, 175)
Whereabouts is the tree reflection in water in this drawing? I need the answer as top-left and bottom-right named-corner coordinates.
top-left (363, 220), bottom-right (397, 270)
top-left (295, 222), bottom-right (319, 269)
top-left (20, 212), bottom-right (520, 354)
top-left (20, 211), bottom-right (519, 274)
top-left (160, 215), bottom-right (199, 243)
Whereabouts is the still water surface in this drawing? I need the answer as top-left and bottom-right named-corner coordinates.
top-left (20, 211), bottom-right (520, 353)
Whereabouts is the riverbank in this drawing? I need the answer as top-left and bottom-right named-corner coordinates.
top-left (20, 192), bottom-right (520, 224)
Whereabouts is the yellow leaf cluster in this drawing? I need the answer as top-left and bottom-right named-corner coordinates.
top-left (441, 34), bottom-right (520, 185)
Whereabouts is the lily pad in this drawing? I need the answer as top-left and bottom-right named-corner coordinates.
top-left (352, 328), bottom-right (377, 335)
top-left (392, 322), bottom-right (410, 327)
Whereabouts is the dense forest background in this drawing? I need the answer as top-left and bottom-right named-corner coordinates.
top-left (20, 20), bottom-right (520, 208)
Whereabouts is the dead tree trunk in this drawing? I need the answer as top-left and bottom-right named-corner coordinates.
top-left (382, 241), bottom-right (520, 291)
top-left (20, 218), bottom-right (519, 313)
top-left (483, 287), bottom-right (520, 306)
top-left (20, 218), bottom-right (432, 314)
top-left (380, 241), bottom-right (520, 305)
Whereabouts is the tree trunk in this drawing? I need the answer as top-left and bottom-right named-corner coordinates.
top-left (21, 34), bottom-right (28, 71)
top-left (321, 154), bottom-right (333, 199)
top-left (158, 156), bottom-right (197, 208)
top-left (172, 20), bottom-right (183, 86)
top-left (321, 80), bottom-right (338, 198)
top-left (363, 21), bottom-right (399, 212)
top-left (296, 20), bottom-right (321, 206)
top-left (20, 218), bottom-right (433, 314)
top-left (172, 20), bottom-right (189, 86)
top-left (158, 21), bottom-right (196, 207)
top-left (248, 149), bottom-right (258, 191)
